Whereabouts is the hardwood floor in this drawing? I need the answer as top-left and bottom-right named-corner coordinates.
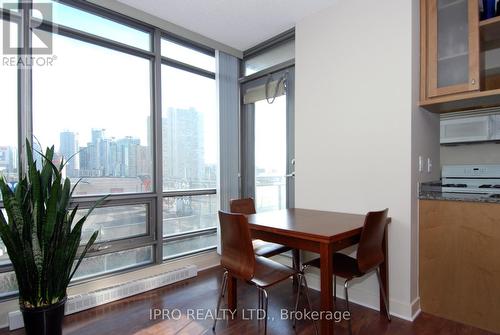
top-left (0, 267), bottom-right (495, 335)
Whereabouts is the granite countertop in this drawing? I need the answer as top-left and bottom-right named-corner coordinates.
top-left (419, 181), bottom-right (500, 204)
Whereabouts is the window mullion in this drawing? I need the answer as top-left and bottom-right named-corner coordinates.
top-left (19, 0), bottom-right (32, 179)
top-left (153, 28), bottom-right (164, 265)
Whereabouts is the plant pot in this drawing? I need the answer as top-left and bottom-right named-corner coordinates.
top-left (20, 297), bottom-right (67, 335)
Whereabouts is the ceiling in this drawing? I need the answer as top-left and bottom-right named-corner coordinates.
top-left (116, 0), bottom-right (335, 51)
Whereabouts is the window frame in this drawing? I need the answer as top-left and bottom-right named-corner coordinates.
top-left (0, 0), bottom-right (219, 300)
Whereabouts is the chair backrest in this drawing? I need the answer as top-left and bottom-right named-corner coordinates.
top-left (229, 198), bottom-right (256, 215)
top-left (218, 211), bottom-right (255, 281)
top-left (356, 209), bottom-right (389, 273)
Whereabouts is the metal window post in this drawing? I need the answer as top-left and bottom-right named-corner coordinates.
top-left (153, 28), bottom-right (164, 264)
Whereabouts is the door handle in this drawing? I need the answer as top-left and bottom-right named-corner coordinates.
top-left (285, 172), bottom-right (295, 178)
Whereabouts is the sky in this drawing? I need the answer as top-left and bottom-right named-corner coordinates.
top-left (0, 1), bottom-right (217, 165)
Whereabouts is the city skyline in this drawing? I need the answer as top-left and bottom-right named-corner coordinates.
top-left (0, 106), bottom-right (216, 195)
top-left (59, 128), bottom-right (151, 180)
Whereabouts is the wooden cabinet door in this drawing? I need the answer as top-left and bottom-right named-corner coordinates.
top-left (426, 0), bottom-right (480, 98)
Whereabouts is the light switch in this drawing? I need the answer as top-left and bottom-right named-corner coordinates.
top-left (418, 156), bottom-right (423, 172)
top-left (427, 158), bottom-right (432, 173)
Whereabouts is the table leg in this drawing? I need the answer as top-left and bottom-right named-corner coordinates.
top-left (379, 226), bottom-right (390, 318)
top-left (292, 249), bottom-right (300, 288)
top-left (320, 242), bottom-right (334, 335)
top-left (227, 275), bottom-right (237, 313)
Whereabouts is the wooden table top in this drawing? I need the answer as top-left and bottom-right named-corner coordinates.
top-left (246, 208), bottom-right (368, 243)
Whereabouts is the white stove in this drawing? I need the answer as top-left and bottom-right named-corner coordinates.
top-left (440, 164), bottom-right (500, 195)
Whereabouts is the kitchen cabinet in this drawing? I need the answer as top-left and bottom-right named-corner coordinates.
top-left (420, 0), bottom-right (500, 112)
top-left (423, 0), bottom-right (480, 99)
top-left (419, 200), bottom-right (500, 333)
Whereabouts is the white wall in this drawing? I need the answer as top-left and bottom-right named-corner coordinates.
top-left (295, 0), bottom-right (439, 320)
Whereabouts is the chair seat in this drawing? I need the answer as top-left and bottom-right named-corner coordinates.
top-left (252, 239), bottom-right (291, 258)
top-left (249, 256), bottom-right (297, 288)
top-left (303, 252), bottom-right (363, 280)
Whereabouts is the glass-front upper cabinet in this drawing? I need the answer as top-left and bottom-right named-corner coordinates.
top-left (425, 0), bottom-right (480, 98)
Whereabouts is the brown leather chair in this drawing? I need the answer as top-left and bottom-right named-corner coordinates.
top-left (229, 198), bottom-right (291, 258)
top-left (213, 211), bottom-right (317, 335)
top-left (302, 209), bottom-right (391, 334)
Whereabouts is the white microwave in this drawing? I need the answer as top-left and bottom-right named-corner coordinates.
top-left (440, 116), bottom-right (491, 144)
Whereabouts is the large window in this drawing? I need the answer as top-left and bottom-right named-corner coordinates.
top-left (73, 246), bottom-right (153, 281)
top-left (162, 194), bottom-right (217, 259)
top-left (0, 19), bottom-right (18, 194)
top-left (76, 204), bottom-right (150, 244)
top-left (0, 1), bottom-right (18, 11)
top-left (161, 38), bottom-right (217, 260)
top-left (0, 15), bottom-right (19, 287)
top-left (161, 39), bottom-right (215, 72)
top-left (32, 31), bottom-right (153, 196)
top-left (33, 0), bottom-right (150, 50)
top-left (243, 39), bottom-right (295, 76)
top-left (0, 1), bottom-right (219, 299)
top-left (161, 65), bottom-right (217, 191)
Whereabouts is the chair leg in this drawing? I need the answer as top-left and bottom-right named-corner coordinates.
top-left (344, 279), bottom-right (352, 335)
top-left (376, 268), bottom-right (391, 321)
top-left (262, 288), bottom-right (269, 335)
top-left (292, 249), bottom-right (300, 288)
top-left (301, 274), bottom-right (319, 335)
top-left (292, 274), bottom-right (302, 329)
top-left (259, 289), bottom-right (264, 311)
top-left (213, 271), bottom-right (228, 331)
top-left (334, 275), bottom-right (337, 302)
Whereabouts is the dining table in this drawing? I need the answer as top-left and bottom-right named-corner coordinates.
top-left (225, 208), bottom-right (390, 335)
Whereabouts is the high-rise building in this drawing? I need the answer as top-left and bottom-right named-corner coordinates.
top-left (0, 147), bottom-right (13, 177)
top-left (59, 131), bottom-right (79, 178)
top-left (65, 129), bottom-right (149, 179)
top-left (91, 129), bottom-right (105, 172)
top-left (99, 138), bottom-right (112, 176)
top-left (162, 107), bottom-right (204, 189)
top-left (117, 137), bottom-right (141, 177)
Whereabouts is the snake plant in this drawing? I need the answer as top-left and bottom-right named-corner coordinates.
top-left (0, 140), bottom-right (105, 308)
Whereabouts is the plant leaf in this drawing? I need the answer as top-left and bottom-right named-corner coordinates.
top-left (68, 230), bottom-right (98, 283)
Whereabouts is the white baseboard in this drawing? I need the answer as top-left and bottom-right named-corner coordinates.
top-left (410, 297), bottom-right (421, 321)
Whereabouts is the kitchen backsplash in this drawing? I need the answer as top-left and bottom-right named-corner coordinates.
top-left (441, 142), bottom-right (500, 167)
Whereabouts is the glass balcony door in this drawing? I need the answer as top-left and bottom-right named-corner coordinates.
top-left (241, 68), bottom-right (295, 211)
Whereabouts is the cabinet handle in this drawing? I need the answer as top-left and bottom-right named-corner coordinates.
top-left (471, 79), bottom-right (476, 85)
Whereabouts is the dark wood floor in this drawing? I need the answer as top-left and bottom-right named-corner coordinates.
top-left (0, 267), bottom-right (495, 335)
